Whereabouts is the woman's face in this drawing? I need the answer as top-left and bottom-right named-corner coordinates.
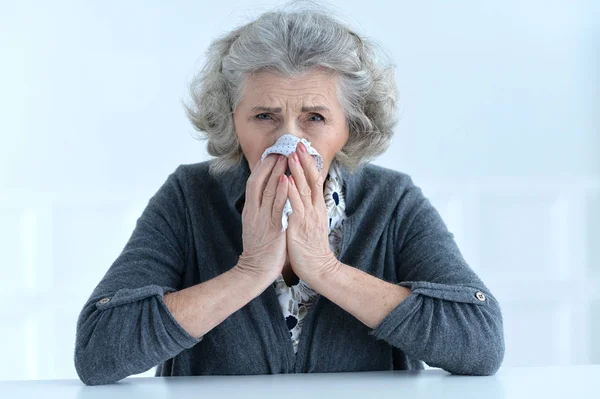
top-left (233, 69), bottom-right (349, 178)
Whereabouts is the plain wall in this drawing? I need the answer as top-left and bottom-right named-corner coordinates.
top-left (0, 0), bottom-right (598, 380)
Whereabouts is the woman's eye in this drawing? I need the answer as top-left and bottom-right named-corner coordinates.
top-left (309, 113), bottom-right (325, 122)
top-left (256, 113), bottom-right (272, 120)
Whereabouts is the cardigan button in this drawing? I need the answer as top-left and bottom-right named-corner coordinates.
top-left (475, 292), bottom-right (486, 302)
top-left (98, 297), bottom-right (111, 305)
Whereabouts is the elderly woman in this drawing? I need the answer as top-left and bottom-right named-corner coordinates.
top-left (74, 7), bottom-right (504, 386)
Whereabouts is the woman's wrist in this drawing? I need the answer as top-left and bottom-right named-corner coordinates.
top-left (231, 262), bottom-right (278, 291)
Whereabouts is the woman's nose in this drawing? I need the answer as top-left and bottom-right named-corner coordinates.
top-left (279, 118), bottom-right (304, 140)
top-left (268, 133), bottom-right (301, 176)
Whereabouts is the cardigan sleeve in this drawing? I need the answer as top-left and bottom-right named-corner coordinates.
top-left (369, 175), bottom-right (505, 376)
top-left (74, 165), bottom-right (201, 386)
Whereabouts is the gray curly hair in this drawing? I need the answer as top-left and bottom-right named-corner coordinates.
top-left (183, 1), bottom-right (399, 177)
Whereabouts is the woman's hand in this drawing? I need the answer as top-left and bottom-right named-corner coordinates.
top-left (236, 154), bottom-right (290, 282)
top-left (286, 142), bottom-right (340, 283)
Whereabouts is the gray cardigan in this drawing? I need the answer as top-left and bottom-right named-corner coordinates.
top-left (74, 157), bottom-right (505, 385)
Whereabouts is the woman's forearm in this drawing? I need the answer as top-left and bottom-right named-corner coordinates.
top-left (75, 265), bottom-right (273, 385)
top-left (306, 261), bottom-right (411, 329)
top-left (164, 265), bottom-right (273, 339)
top-left (305, 261), bottom-right (504, 376)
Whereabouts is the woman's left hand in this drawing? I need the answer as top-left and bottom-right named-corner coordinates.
top-left (286, 142), bottom-right (340, 282)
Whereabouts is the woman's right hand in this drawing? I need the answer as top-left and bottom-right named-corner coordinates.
top-left (236, 153), bottom-right (289, 282)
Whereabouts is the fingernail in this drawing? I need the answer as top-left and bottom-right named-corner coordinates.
top-left (298, 142), bottom-right (307, 153)
top-left (278, 155), bottom-right (285, 162)
top-left (292, 152), bottom-right (299, 162)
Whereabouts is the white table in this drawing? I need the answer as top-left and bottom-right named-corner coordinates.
top-left (2, 366), bottom-right (599, 398)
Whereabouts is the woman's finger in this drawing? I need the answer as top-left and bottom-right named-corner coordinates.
top-left (262, 155), bottom-right (288, 210)
top-left (271, 173), bottom-right (289, 228)
top-left (295, 142), bottom-right (324, 206)
top-left (246, 154), bottom-right (278, 209)
top-left (288, 151), bottom-right (312, 210)
top-left (287, 175), bottom-right (304, 221)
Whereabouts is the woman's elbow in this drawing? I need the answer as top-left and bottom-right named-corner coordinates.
top-left (74, 339), bottom-right (128, 386)
top-left (453, 313), bottom-right (505, 376)
top-left (465, 341), bottom-right (505, 376)
top-left (74, 313), bottom-right (129, 385)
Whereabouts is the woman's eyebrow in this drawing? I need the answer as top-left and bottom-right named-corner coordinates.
top-left (251, 106), bottom-right (282, 113)
top-left (250, 105), bottom-right (331, 113)
top-left (301, 105), bottom-right (330, 113)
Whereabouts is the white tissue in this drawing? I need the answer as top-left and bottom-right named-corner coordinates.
top-left (260, 134), bottom-right (323, 232)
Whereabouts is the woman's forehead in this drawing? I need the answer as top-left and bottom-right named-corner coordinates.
top-left (247, 69), bottom-right (336, 90)
top-left (240, 71), bottom-right (340, 109)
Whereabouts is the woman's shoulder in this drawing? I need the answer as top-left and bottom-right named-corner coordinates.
top-left (341, 162), bottom-right (429, 223)
top-left (160, 161), bottom-right (221, 203)
top-left (352, 162), bottom-right (420, 196)
top-left (168, 160), bottom-right (248, 207)
top-left (170, 160), bottom-right (228, 192)
top-left (172, 160), bottom-right (213, 181)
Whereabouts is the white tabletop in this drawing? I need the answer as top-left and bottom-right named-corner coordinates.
top-left (2, 365), bottom-right (599, 398)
